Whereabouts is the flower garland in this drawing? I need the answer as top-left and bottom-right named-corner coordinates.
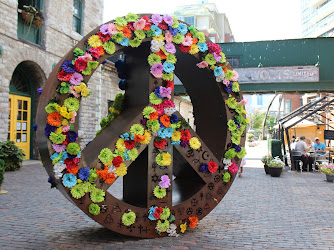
top-left (44, 12), bottom-right (248, 234)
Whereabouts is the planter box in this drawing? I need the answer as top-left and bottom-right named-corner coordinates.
top-left (264, 164), bottom-right (270, 174)
top-left (326, 174), bottom-right (334, 182)
top-left (269, 167), bottom-right (282, 177)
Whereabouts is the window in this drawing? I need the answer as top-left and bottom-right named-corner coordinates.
top-left (184, 16), bottom-right (194, 26)
top-left (226, 57), bottom-right (240, 68)
top-left (284, 99), bottom-right (292, 114)
top-left (209, 37), bottom-right (216, 43)
top-left (17, 0), bottom-right (43, 45)
top-left (73, 0), bottom-right (83, 34)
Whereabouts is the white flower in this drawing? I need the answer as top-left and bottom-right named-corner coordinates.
top-left (223, 158), bottom-right (232, 166)
top-left (216, 73), bottom-right (225, 82)
top-left (150, 45), bottom-right (160, 53)
top-left (53, 163), bottom-right (66, 173)
top-left (164, 107), bottom-right (176, 116)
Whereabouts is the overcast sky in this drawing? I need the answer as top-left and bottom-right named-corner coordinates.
top-left (103, 0), bottom-right (302, 42)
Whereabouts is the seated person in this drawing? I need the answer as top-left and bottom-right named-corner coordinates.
top-left (313, 137), bottom-right (326, 155)
top-left (295, 136), bottom-right (314, 171)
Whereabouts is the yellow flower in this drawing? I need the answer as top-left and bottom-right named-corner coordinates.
top-left (171, 131), bottom-right (181, 142)
top-left (81, 87), bottom-right (90, 97)
top-left (61, 119), bottom-right (69, 126)
top-left (210, 65), bottom-right (216, 70)
top-left (55, 128), bottom-right (63, 134)
top-left (141, 130), bottom-right (152, 145)
top-left (115, 163), bottom-right (127, 177)
top-left (77, 179), bottom-right (82, 183)
top-left (161, 152), bottom-right (172, 166)
top-left (74, 83), bottom-right (90, 97)
top-left (189, 44), bottom-right (199, 55)
top-left (109, 107), bottom-right (120, 115)
top-left (115, 23), bottom-right (124, 31)
top-left (246, 118), bottom-right (250, 123)
top-left (189, 137), bottom-right (201, 150)
top-left (116, 138), bottom-right (126, 152)
top-left (153, 34), bottom-right (165, 42)
top-left (180, 223), bottom-right (187, 233)
top-left (88, 35), bottom-right (102, 48)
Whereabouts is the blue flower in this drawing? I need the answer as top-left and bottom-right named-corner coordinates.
top-left (151, 25), bottom-right (162, 36)
top-left (233, 144), bottom-right (242, 153)
top-left (198, 43), bottom-right (208, 52)
top-left (78, 167), bottom-right (90, 181)
top-left (62, 173), bottom-right (77, 188)
top-left (121, 132), bottom-right (133, 141)
top-left (44, 124), bottom-right (56, 137)
top-left (119, 37), bottom-right (129, 46)
top-left (225, 83), bottom-right (232, 94)
top-left (171, 140), bottom-right (180, 145)
top-left (170, 114), bottom-right (179, 124)
top-left (163, 62), bottom-right (175, 74)
top-left (148, 206), bottom-right (158, 220)
top-left (154, 86), bottom-right (162, 98)
top-left (214, 66), bottom-right (223, 77)
top-left (123, 150), bottom-right (130, 161)
top-left (77, 151), bottom-right (81, 158)
top-left (158, 127), bottom-right (174, 139)
top-left (61, 60), bottom-right (75, 74)
top-left (178, 23), bottom-right (187, 35)
top-left (67, 131), bottom-right (78, 143)
top-left (200, 163), bottom-right (209, 173)
top-left (37, 87), bottom-right (43, 95)
top-left (169, 26), bottom-right (178, 36)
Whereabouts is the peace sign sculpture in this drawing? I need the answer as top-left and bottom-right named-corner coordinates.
top-left (36, 13), bottom-right (248, 238)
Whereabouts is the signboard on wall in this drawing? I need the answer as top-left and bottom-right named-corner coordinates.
top-left (324, 130), bottom-right (334, 140)
top-left (236, 66), bottom-right (320, 83)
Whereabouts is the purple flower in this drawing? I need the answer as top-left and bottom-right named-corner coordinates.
top-left (61, 60), bottom-right (75, 74)
top-left (45, 124), bottom-right (57, 137)
top-left (151, 14), bottom-right (162, 25)
top-left (225, 83), bottom-right (233, 94)
top-left (170, 114), bottom-right (179, 124)
top-left (159, 87), bottom-right (172, 98)
top-left (67, 131), bottom-right (78, 143)
top-left (213, 52), bottom-right (222, 62)
top-left (233, 144), bottom-right (242, 153)
top-left (69, 72), bottom-right (83, 85)
top-left (200, 163), bottom-right (209, 173)
top-left (163, 14), bottom-right (173, 26)
top-left (165, 43), bottom-right (176, 54)
top-left (154, 86), bottom-right (162, 98)
top-left (100, 24), bottom-right (109, 35)
top-left (180, 140), bottom-right (189, 148)
top-left (169, 26), bottom-right (178, 36)
top-left (67, 153), bottom-right (77, 159)
top-left (141, 119), bottom-right (147, 126)
top-left (150, 63), bottom-right (164, 75)
top-left (159, 175), bottom-right (171, 188)
top-left (78, 167), bottom-right (90, 181)
top-left (37, 87), bottom-right (43, 95)
top-left (52, 144), bottom-right (67, 152)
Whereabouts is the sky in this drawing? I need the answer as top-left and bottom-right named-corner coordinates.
top-left (103, 0), bottom-right (302, 42)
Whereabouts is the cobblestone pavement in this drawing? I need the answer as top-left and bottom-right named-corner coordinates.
top-left (1, 156), bottom-right (334, 249)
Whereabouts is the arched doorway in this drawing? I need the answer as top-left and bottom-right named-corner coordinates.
top-left (8, 61), bottom-right (45, 159)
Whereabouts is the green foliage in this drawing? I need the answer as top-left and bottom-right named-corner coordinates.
top-left (246, 133), bottom-right (255, 141)
top-left (261, 155), bottom-right (273, 165)
top-left (0, 159), bottom-right (5, 186)
top-left (0, 141), bottom-right (25, 171)
top-left (268, 139), bottom-right (283, 160)
top-left (248, 110), bottom-right (276, 134)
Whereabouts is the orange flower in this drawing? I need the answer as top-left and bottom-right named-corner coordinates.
top-left (96, 168), bottom-right (116, 184)
top-left (134, 134), bottom-right (146, 142)
top-left (67, 165), bottom-right (79, 175)
top-left (192, 37), bottom-right (198, 44)
top-left (47, 112), bottom-right (62, 127)
top-left (223, 67), bottom-right (228, 73)
top-left (160, 114), bottom-right (170, 127)
top-left (188, 216), bottom-right (198, 228)
top-left (150, 111), bottom-right (159, 120)
top-left (186, 32), bottom-right (193, 37)
top-left (156, 50), bottom-right (167, 59)
top-left (97, 46), bottom-right (105, 56)
top-left (122, 26), bottom-right (132, 38)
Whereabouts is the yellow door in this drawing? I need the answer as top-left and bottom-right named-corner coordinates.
top-left (8, 94), bottom-right (30, 159)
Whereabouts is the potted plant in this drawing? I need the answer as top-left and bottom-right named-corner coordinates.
top-left (261, 155), bottom-right (273, 174)
top-left (0, 159), bottom-right (8, 194)
top-left (20, 5), bottom-right (44, 35)
top-left (267, 156), bottom-right (284, 177)
top-left (319, 163), bottom-right (334, 182)
top-left (0, 141), bottom-right (25, 171)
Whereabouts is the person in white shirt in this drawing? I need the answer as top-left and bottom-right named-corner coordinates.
top-left (295, 136), bottom-right (314, 171)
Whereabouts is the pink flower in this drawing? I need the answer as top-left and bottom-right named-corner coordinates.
top-left (69, 72), bottom-right (83, 85)
top-left (133, 19), bottom-right (146, 30)
top-left (150, 63), bottom-right (164, 75)
top-left (213, 52), bottom-right (221, 62)
top-left (231, 71), bottom-right (239, 81)
top-left (238, 99), bottom-right (248, 105)
top-left (89, 47), bottom-right (100, 58)
top-left (153, 104), bottom-right (164, 116)
top-left (162, 99), bottom-right (175, 108)
top-left (196, 61), bottom-right (208, 68)
top-left (52, 144), bottom-right (67, 152)
top-left (165, 31), bottom-right (173, 43)
top-left (80, 52), bottom-right (93, 62)
top-left (74, 57), bottom-right (87, 72)
top-left (70, 86), bottom-right (80, 98)
top-left (61, 125), bottom-right (70, 132)
top-left (207, 43), bottom-right (221, 54)
top-left (151, 14), bottom-right (162, 25)
top-left (159, 175), bottom-right (171, 188)
top-left (228, 162), bottom-right (239, 173)
top-left (165, 43), bottom-right (176, 54)
top-left (182, 35), bottom-right (193, 46)
top-left (163, 14), bottom-right (173, 26)
top-left (108, 23), bottom-right (118, 35)
top-left (100, 24), bottom-right (109, 35)
top-left (223, 79), bottom-right (230, 87)
top-left (159, 87), bottom-right (172, 99)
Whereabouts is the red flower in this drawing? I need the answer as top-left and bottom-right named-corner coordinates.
top-left (207, 43), bottom-right (221, 54)
top-left (124, 140), bottom-right (135, 150)
top-left (57, 70), bottom-right (72, 82)
top-left (179, 44), bottom-right (191, 53)
top-left (158, 20), bottom-right (168, 30)
top-left (228, 162), bottom-right (239, 173)
top-left (154, 138), bottom-right (167, 149)
top-left (141, 15), bottom-right (151, 24)
top-left (166, 81), bottom-right (174, 90)
top-left (97, 31), bottom-right (111, 42)
top-left (127, 22), bottom-right (135, 31)
top-left (64, 158), bottom-right (77, 169)
top-left (153, 207), bottom-right (163, 219)
top-left (89, 47), bottom-right (100, 58)
top-left (74, 57), bottom-right (87, 72)
top-left (208, 161), bottom-right (218, 173)
top-left (181, 129), bottom-right (191, 142)
top-left (112, 156), bottom-right (123, 168)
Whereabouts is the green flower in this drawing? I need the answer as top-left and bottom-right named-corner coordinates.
top-left (160, 207), bottom-right (170, 220)
top-left (64, 97), bottom-right (80, 112)
top-left (173, 34), bottom-right (185, 44)
top-left (169, 123), bottom-right (181, 129)
top-left (129, 38), bottom-right (142, 48)
top-left (148, 54), bottom-right (162, 66)
top-left (162, 73), bottom-right (174, 81)
top-left (153, 186), bottom-right (166, 199)
top-left (157, 220), bottom-right (170, 232)
top-left (122, 211), bottom-right (136, 226)
top-left (98, 148), bottom-right (114, 165)
top-left (205, 53), bottom-right (216, 65)
top-left (231, 135), bottom-right (241, 145)
top-left (227, 120), bottom-right (237, 131)
top-left (134, 30), bottom-right (146, 40)
top-left (73, 47), bottom-right (84, 57)
top-left (71, 183), bottom-right (86, 199)
top-left (188, 25), bottom-right (198, 36)
top-left (232, 82), bottom-right (240, 93)
top-left (128, 148), bottom-right (138, 161)
top-left (52, 152), bottom-right (63, 164)
top-left (166, 54), bottom-right (177, 64)
top-left (82, 61), bottom-right (99, 76)
top-left (112, 32), bottom-right (124, 43)
top-left (235, 104), bottom-right (244, 114)
top-left (49, 132), bottom-right (66, 144)
top-left (172, 17), bottom-right (179, 28)
top-left (82, 182), bottom-right (94, 192)
top-left (130, 124), bottom-right (144, 135)
top-left (90, 187), bottom-right (105, 203)
top-left (220, 52), bottom-right (227, 63)
top-left (45, 103), bottom-right (59, 114)
top-left (225, 148), bottom-right (236, 159)
top-left (88, 169), bottom-right (98, 183)
top-left (226, 97), bottom-right (237, 110)
top-left (143, 106), bottom-right (156, 119)
top-left (115, 17), bottom-right (127, 26)
top-left (196, 32), bottom-right (206, 43)
top-left (146, 30), bottom-right (155, 38)
top-left (60, 82), bottom-right (70, 94)
top-left (113, 149), bottom-right (125, 160)
top-left (125, 13), bottom-right (139, 22)
top-left (225, 70), bottom-right (234, 81)
top-left (146, 120), bottom-right (160, 133)
top-left (236, 147), bottom-right (246, 159)
top-left (149, 93), bottom-right (162, 105)
top-left (88, 203), bottom-right (100, 215)
top-left (223, 172), bottom-right (231, 183)
top-left (103, 41), bottom-right (116, 55)
top-left (67, 143), bottom-right (80, 155)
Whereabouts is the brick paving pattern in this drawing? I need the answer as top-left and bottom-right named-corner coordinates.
top-left (1, 159), bottom-right (334, 249)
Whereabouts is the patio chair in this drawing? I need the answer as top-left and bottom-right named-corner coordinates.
top-left (314, 151), bottom-right (329, 169)
top-left (291, 150), bottom-right (303, 172)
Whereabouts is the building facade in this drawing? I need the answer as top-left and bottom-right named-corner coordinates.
top-left (173, 2), bottom-right (234, 43)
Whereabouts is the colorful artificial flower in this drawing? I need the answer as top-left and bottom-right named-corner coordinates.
top-left (189, 137), bottom-right (201, 150)
top-left (180, 222), bottom-right (187, 233)
top-left (90, 187), bottom-right (105, 203)
top-left (122, 211), bottom-right (136, 226)
top-left (159, 175), bottom-right (171, 189)
top-left (47, 112), bottom-right (62, 127)
top-left (66, 142), bottom-right (80, 156)
top-left (200, 163), bottom-right (209, 173)
top-left (115, 163), bottom-right (127, 177)
top-left (88, 203), bottom-right (100, 215)
top-left (78, 167), bottom-right (90, 181)
top-left (62, 173), bottom-right (77, 188)
top-left (208, 161), bottom-right (218, 173)
top-left (188, 216), bottom-right (198, 228)
top-left (98, 148), bottom-right (114, 165)
top-left (49, 132), bottom-right (66, 144)
top-left (156, 152), bottom-right (172, 166)
top-left (112, 155), bottom-right (123, 167)
top-left (157, 220), bottom-right (170, 232)
top-left (154, 138), bottom-right (167, 149)
top-left (223, 172), bottom-right (231, 183)
top-left (88, 35), bottom-right (103, 48)
top-left (130, 124), bottom-right (145, 136)
top-left (153, 185), bottom-right (166, 198)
